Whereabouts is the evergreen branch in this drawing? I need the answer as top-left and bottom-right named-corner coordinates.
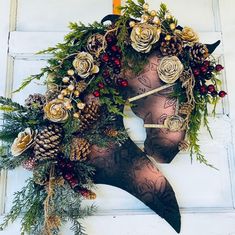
top-left (0, 97), bottom-right (27, 113)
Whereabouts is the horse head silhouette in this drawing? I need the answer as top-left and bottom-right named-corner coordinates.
top-left (84, 15), bottom-right (221, 233)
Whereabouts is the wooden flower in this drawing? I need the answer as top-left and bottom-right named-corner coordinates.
top-left (130, 23), bottom-right (161, 53)
top-left (157, 56), bottom-right (184, 84)
top-left (43, 98), bottom-right (69, 123)
top-left (11, 128), bottom-right (37, 156)
top-left (73, 52), bottom-right (99, 78)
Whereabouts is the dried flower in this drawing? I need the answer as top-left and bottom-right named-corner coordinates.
top-left (73, 52), bottom-right (99, 78)
top-left (130, 23), bottom-right (161, 53)
top-left (157, 56), bottom-right (184, 83)
top-left (165, 115), bottom-right (185, 132)
top-left (44, 98), bottom-right (69, 123)
top-left (11, 128), bottom-right (37, 156)
top-left (175, 27), bottom-right (199, 44)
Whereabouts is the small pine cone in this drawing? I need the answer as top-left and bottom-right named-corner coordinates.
top-left (105, 128), bottom-right (118, 137)
top-left (160, 36), bottom-right (183, 56)
top-left (25, 93), bottom-right (46, 110)
top-left (22, 158), bottom-right (37, 171)
top-left (33, 170), bottom-right (48, 185)
top-left (79, 102), bottom-right (100, 132)
top-left (189, 43), bottom-right (209, 64)
top-left (178, 140), bottom-right (189, 151)
top-left (76, 81), bottom-right (87, 93)
top-left (34, 124), bottom-right (63, 160)
top-left (70, 138), bottom-right (91, 161)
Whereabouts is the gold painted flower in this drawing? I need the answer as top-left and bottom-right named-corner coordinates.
top-left (72, 52), bottom-right (99, 78)
top-left (157, 56), bottom-right (184, 84)
top-left (130, 23), bottom-right (161, 53)
top-left (175, 27), bottom-right (199, 44)
top-left (11, 128), bottom-right (37, 156)
top-left (87, 33), bottom-right (107, 57)
top-left (44, 98), bottom-right (69, 123)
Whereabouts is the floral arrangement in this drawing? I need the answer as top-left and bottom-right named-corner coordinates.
top-left (0, 1), bottom-right (226, 234)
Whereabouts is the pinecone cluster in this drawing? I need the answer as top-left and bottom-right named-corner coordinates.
top-left (160, 36), bottom-right (183, 56)
top-left (34, 124), bottom-right (63, 160)
top-left (25, 93), bottom-right (46, 110)
top-left (189, 43), bottom-right (209, 64)
top-left (79, 102), bottom-right (100, 132)
top-left (70, 138), bottom-right (91, 161)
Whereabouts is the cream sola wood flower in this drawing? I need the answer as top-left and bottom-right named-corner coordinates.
top-left (157, 56), bottom-right (184, 84)
top-left (43, 98), bottom-right (70, 123)
top-left (72, 52), bottom-right (99, 78)
top-left (11, 128), bottom-right (37, 156)
top-left (130, 23), bottom-right (161, 53)
top-left (175, 26), bottom-right (199, 44)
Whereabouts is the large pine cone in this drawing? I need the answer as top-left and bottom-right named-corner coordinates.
top-left (189, 43), bottom-right (209, 64)
top-left (79, 102), bottom-right (100, 132)
top-left (34, 124), bottom-right (63, 160)
top-left (70, 138), bottom-right (91, 161)
top-left (160, 36), bottom-right (183, 56)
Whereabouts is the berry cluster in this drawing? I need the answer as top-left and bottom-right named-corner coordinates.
top-left (58, 158), bottom-right (95, 199)
top-left (192, 61), bottom-right (226, 98)
top-left (93, 35), bottom-right (128, 97)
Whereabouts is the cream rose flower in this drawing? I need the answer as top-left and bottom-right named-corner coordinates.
top-left (44, 98), bottom-right (69, 123)
top-left (130, 23), bottom-right (161, 53)
top-left (72, 52), bottom-right (99, 78)
top-left (157, 56), bottom-right (184, 84)
top-left (165, 115), bottom-right (185, 132)
top-left (11, 128), bottom-right (37, 156)
top-left (175, 27), bottom-right (199, 44)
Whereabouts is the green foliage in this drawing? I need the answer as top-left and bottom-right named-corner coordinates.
top-left (0, 96), bottom-right (27, 113)
top-left (0, 178), bottom-right (46, 234)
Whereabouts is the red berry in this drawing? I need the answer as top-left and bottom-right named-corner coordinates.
top-left (215, 64), bottom-right (224, 72)
top-left (64, 173), bottom-right (73, 180)
top-left (98, 82), bottom-right (105, 89)
top-left (121, 79), bottom-right (128, 87)
top-left (207, 84), bottom-right (215, 93)
top-left (93, 90), bottom-right (100, 97)
top-left (102, 70), bottom-right (110, 78)
top-left (200, 66), bottom-right (208, 74)
top-left (199, 85), bottom-right (208, 95)
top-left (101, 53), bottom-right (109, 62)
top-left (114, 58), bottom-right (121, 66)
top-left (111, 45), bottom-right (118, 52)
top-left (193, 68), bottom-right (200, 76)
top-left (219, 90), bottom-right (227, 98)
top-left (203, 61), bottom-right (210, 67)
top-left (211, 90), bottom-right (218, 97)
top-left (70, 179), bottom-right (79, 188)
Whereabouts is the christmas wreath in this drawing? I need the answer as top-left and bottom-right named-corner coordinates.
top-left (0, 1), bottom-right (226, 234)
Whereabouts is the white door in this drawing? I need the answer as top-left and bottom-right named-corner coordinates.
top-left (0, 0), bottom-right (235, 234)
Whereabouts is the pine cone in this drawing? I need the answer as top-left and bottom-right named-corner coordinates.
top-left (22, 158), bottom-right (37, 171)
top-left (79, 102), bottom-right (100, 132)
top-left (70, 138), bottom-right (91, 161)
top-left (160, 36), bottom-right (183, 56)
top-left (76, 81), bottom-right (87, 93)
top-left (34, 124), bottom-right (63, 160)
top-left (25, 93), bottom-right (46, 110)
top-left (33, 170), bottom-right (48, 185)
top-left (189, 43), bottom-right (209, 64)
top-left (105, 128), bottom-right (118, 137)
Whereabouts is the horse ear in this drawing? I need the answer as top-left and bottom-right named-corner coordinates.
top-left (101, 14), bottom-right (120, 25)
top-left (206, 40), bottom-right (221, 54)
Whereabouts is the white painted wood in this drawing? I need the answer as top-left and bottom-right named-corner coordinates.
top-left (16, 0), bottom-right (113, 31)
